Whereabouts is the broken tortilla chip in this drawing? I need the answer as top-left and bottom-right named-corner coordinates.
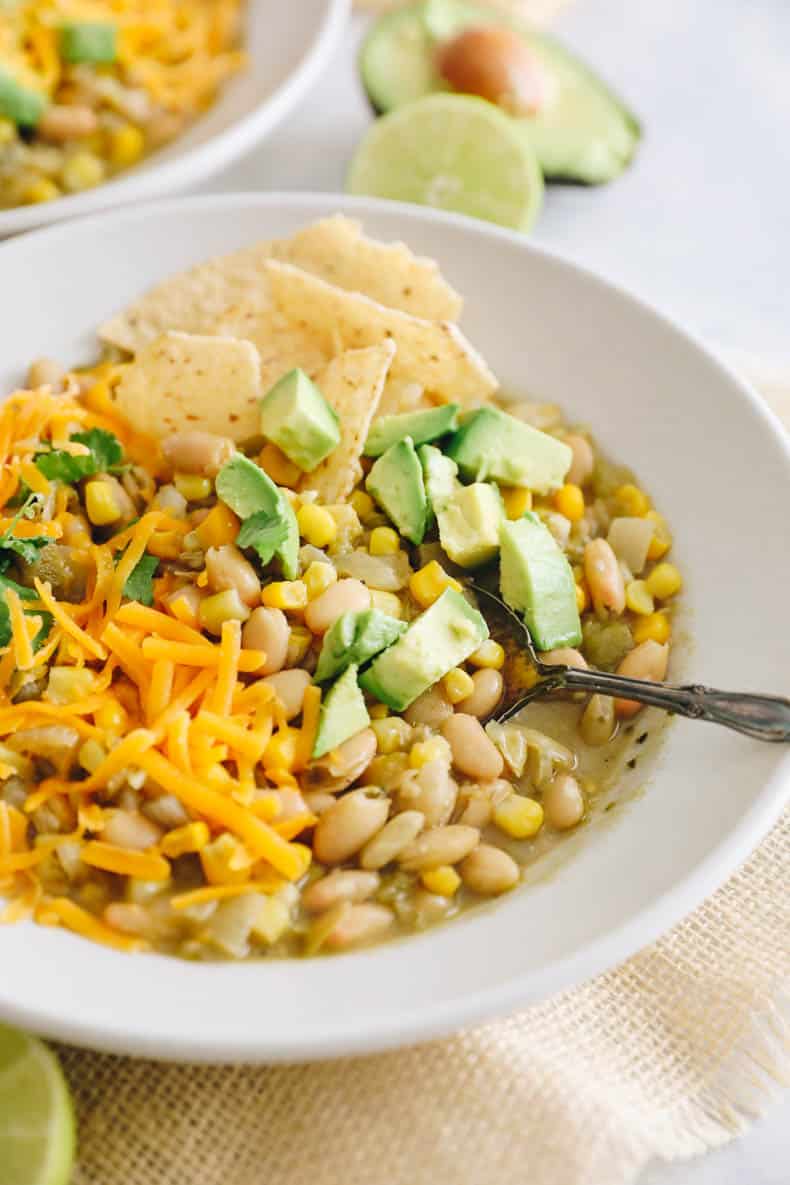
top-left (112, 331), bottom-right (262, 442)
top-left (99, 215), bottom-right (462, 355)
top-left (266, 261), bottom-right (498, 406)
top-left (216, 306), bottom-right (330, 393)
top-left (271, 215), bottom-right (463, 321)
top-left (301, 341), bottom-right (396, 504)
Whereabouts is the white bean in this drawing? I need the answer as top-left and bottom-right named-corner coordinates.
top-left (442, 714), bottom-right (504, 780)
top-left (324, 903), bottom-right (394, 950)
top-left (565, 433), bottom-right (595, 486)
top-left (459, 845), bottom-right (520, 895)
top-left (262, 669), bottom-right (311, 720)
top-left (398, 824), bottom-right (479, 870)
top-left (404, 685), bottom-right (454, 728)
top-left (396, 760), bottom-right (457, 827)
top-left (27, 357), bottom-right (65, 390)
top-left (102, 810), bottom-right (162, 851)
top-left (162, 431), bottom-right (234, 477)
top-left (584, 538), bottom-right (626, 616)
top-left (302, 870), bottom-right (380, 914)
top-left (359, 810), bottom-right (425, 870)
top-left (306, 729), bottom-right (378, 792)
top-left (541, 648), bottom-right (588, 670)
top-left (313, 789), bottom-right (389, 864)
top-left (304, 579), bottom-right (370, 635)
top-left (615, 641), bottom-right (669, 718)
top-left (205, 544), bottom-right (261, 606)
top-left (38, 104), bottom-right (98, 142)
top-left (457, 668), bottom-right (504, 718)
top-left (543, 773), bottom-right (585, 830)
top-left (242, 607), bottom-right (290, 675)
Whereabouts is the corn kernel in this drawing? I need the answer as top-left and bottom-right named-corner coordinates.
top-left (161, 822), bottom-right (210, 858)
top-left (576, 583), bottom-right (588, 614)
top-left (84, 479), bottom-right (121, 525)
top-left (261, 580), bottom-right (308, 611)
top-left (625, 579), bottom-right (655, 616)
top-left (259, 442), bottom-right (302, 488)
top-left (174, 473), bottom-right (212, 502)
top-left (263, 726), bottom-right (298, 771)
top-left (23, 177), bottom-right (60, 204)
top-left (289, 842), bottom-right (312, 878)
top-left (616, 483), bottom-right (650, 517)
top-left (78, 738), bottom-right (107, 774)
top-left (45, 666), bottom-right (95, 705)
top-left (554, 482), bottom-right (585, 522)
top-left (95, 700), bottom-right (127, 733)
top-left (195, 503), bottom-right (239, 549)
top-left (409, 561), bottom-right (461, 609)
top-left (493, 794), bottom-right (544, 839)
top-left (368, 702), bottom-right (390, 720)
top-left (369, 590), bottom-right (403, 618)
top-left (369, 526), bottom-right (400, 555)
top-left (285, 626), bottom-right (311, 666)
top-left (501, 485), bottom-right (532, 519)
top-left (632, 612), bottom-right (671, 646)
top-left (442, 667), bottom-right (475, 704)
top-left (350, 489), bottom-right (376, 522)
top-left (61, 150), bottom-right (105, 193)
top-left (409, 736), bottom-right (450, 768)
top-left (108, 123), bottom-right (145, 168)
top-left (421, 865), bottom-right (461, 897)
top-left (371, 717), bottom-right (411, 755)
top-left (146, 530), bottom-right (182, 560)
top-left (198, 589), bottom-right (250, 634)
top-left (200, 833), bottom-right (254, 886)
top-left (303, 561), bottom-right (337, 601)
top-left (646, 562), bottom-right (682, 600)
top-left (469, 639), bottom-right (505, 670)
top-left (645, 510), bottom-right (672, 560)
top-left (297, 504), bottom-right (337, 549)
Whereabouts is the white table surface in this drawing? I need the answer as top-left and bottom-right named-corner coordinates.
top-left (208, 3), bottom-right (790, 1180)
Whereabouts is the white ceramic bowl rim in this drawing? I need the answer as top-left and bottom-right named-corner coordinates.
top-left (0, 0), bottom-right (350, 236)
top-left (0, 193), bottom-right (787, 1063)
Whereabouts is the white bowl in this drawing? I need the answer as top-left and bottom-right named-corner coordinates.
top-left (0, 0), bottom-right (348, 237)
top-left (0, 194), bottom-right (788, 1063)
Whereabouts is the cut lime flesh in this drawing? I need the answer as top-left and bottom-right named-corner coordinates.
top-left (0, 1025), bottom-right (76, 1185)
top-left (347, 93), bottom-right (544, 232)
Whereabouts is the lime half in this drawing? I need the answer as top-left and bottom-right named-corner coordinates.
top-left (0, 1025), bottom-right (76, 1185)
top-left (347, 93), bottom-right (544, 232)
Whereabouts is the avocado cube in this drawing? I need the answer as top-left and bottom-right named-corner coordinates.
top-left (259, 368), bottom-right (340, 472)
top-left (499, 512), bottom-right (581, 651)
top-left (437, 482), bottom-right (503, 568)
top-left (360, 587), bottom-right (488, 711)
top-left (215, 454), bottom-right (298, 579)
top-left (447, 407), bottom-right (572, 494)
top-left (313, 664), bottom-right (371, 758)
top-left (0, 67), bottom-right (46, 127)
top-left (365, 436), bottom-right (428, 545)
top-left (314, 608), bottom-right (407, 684)
top-left (59, 22), bottom-right (118, 65)
top-left (364, 403), bottom-right (459, 457)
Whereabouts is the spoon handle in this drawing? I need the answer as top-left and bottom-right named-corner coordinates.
top-left (557, 669), bottom-right (790, 742)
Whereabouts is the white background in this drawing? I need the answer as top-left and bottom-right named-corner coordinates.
top-left (207, 1), bottom-right (790, 1179)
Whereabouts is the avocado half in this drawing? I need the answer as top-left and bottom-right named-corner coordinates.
top-left (358, 0), bottom-right (640, 185)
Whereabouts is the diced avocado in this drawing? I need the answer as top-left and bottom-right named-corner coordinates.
top-left (313, 664), bottom-right (371, 758)
top-left (447, 407), bottom-right (571, 493)
top-left (0, 67), bottom-right (46, 127)
top-left (59, 22), bottom-right (118, 65)
top-left (419, 443), bottom-right (458, 512)
top-left (314, 608), bottom-right (407, 683)
top-left (365, 437), bottom-right (428, 545)
top-left (360, 586), bottom-right (488, 710)
top-left (499, 512), bottom-right (581, 651)
top-left (364, 403), bottom-right (459, 457)
top-left (359, 0), bottom-right (640, 184)
top-left (437, 482), bottom-right (502, 568)
top-left (215, 454), bottom-right (298, 579)
top-left (259, 368), bottom-right (340, 472)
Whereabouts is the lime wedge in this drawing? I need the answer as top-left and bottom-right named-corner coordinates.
top-left (0, 1025), bottom-right (76, 1185)
top-left (347, 93), bottom-right (544, 232)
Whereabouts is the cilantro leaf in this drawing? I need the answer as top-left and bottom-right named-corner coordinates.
top-left (35, 427), bottom-right (123, 484)
top-left (0, 497), bottom-right (50, 571)
top-left (120, 553), bottom-right (160, 606)
top-left (236, 511), bottom-right (289, 566)
top-left (0, 573), bottom-right (51, 650)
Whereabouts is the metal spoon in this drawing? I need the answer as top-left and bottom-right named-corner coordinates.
top-left (466, 582), bottom-right (790, 743)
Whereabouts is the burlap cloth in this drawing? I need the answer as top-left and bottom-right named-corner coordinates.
top-left (55, 363), bottom-right (789, 1184)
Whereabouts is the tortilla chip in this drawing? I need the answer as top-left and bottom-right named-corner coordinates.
top-left (272, 215), bottom-right (463, 322)
top-left (266, 261), bottom-right (498, 406)
top-left (113, 332), bottom-right (262, 442)
top-left (301, 341), bottom-right (396, 504)
top-left (216, 305), bottom-right (332, 393)
top-left (99, 216), bottom-right (462, 355)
